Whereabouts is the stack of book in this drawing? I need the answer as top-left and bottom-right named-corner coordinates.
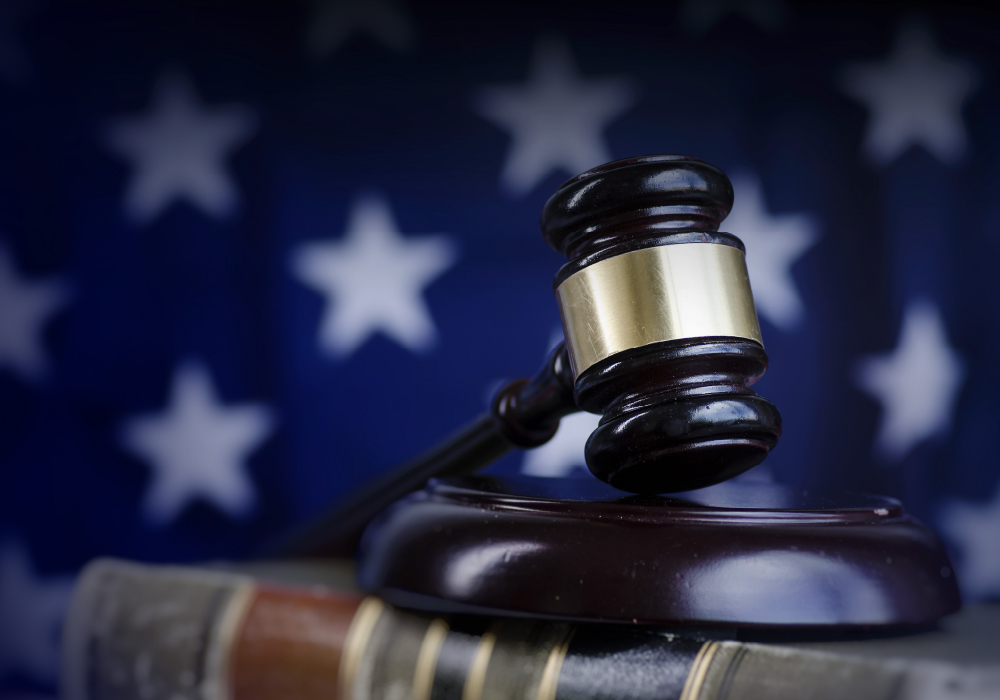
top-left (62, 558), bottom-right (1000, 700)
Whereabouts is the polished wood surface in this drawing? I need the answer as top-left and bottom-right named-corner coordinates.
top-left (578, 338), bottom-right (780, 493)
top-left (542, 155), bottom-right (736, 261)
top-left (358, 476), bottom-right (960, 628)
top-left (490, 341), bottom-right (577, 448)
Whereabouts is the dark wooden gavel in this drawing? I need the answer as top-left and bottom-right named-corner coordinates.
top-left (282, 155), bottom-right (781, 557)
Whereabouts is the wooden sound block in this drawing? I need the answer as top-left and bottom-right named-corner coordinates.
top-left (357, 475), bottom-right (960, 628)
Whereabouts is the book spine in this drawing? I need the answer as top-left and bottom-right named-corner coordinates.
top-left (62, 559), bottom-right (969, 700)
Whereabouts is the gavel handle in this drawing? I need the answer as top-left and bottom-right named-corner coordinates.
top-left (271, 343), bottom-right (579, 558)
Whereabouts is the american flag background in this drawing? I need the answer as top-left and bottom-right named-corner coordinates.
top-left (1, 0), bottom-right (998, 692)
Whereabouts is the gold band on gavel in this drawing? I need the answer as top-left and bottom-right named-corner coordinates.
top-left (555, 243), bottom-right (763, 377)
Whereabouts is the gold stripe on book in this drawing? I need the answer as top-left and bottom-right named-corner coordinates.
top-left (462, 631), bottom-right (498, 700)
top-left (536, 628), bottom-right (574, 700)
top-left (412, 618), bottom-right (449, 700)
top-left (338, 596), bottom-right (385, 700)
top-left (679, 641), bottom-right (721, 700)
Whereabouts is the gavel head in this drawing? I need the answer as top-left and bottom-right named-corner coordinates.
top-left (542, 155), bottom-right (781, 494)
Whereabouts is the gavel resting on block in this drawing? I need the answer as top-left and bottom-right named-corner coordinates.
top-left (281, 155), bottom-right (960, 629)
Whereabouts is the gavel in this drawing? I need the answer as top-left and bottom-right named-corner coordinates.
top-left (283, 155), bottom-right (957, 629)
top-left (540, 154), bottom-right (781, 492)
top-left (283, 154), bottom-right (781, 557)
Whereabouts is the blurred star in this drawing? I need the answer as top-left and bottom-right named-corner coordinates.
top-left (121, 361), bottom-right (275, 525)
top-left (305, 0), bottom-right (415, 57)
top-left (522, 411), bottom-right (600, 477)
top-left (476, 36), bottom-right (637, 196)
top-left (0, 541), bottom-right (74, 683)
top-left (727, 174), bottom-right (818, 331)
top-left (291, 194), bottom-right (456, 357)
top-left (104, 71), bottom-right (258, 224)
top-left (841, 25), bottom-right (977, 165)
top-left (855, 303), bottom-right (965, 462)
top-left (939, 485), bottom-right (1000, 601)
top-left (679, 0), bottom-right (787, 34)
top-left (0, 245), bottom-right (69, 383)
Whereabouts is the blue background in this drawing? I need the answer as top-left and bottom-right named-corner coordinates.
top-left (1, 0), bottom-right (998, 692)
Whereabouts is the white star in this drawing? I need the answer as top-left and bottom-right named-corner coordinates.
top-left (290, 194), bottom-right (456, 357)
top-left (120, 361), bottom-right (276, 525)
top-left (726, 173), bottom-right (818, 331)
top-left (522, 411), bottom-right (600, 478)
top-left (304, 0), bottom-right (415, 57)
top-left (0, 541), bottom-right (74, 683)
top-left (476, 36), bottom-right (637, 196)
top-left (840, 25), bottom-right (977, 165)
top-left (104, 71), bottom-right (258, 224)
top-left (855, 302), bottom-right (965, 463)
top-left (0, 245), bottom-right (69, 383)
top-left (939, 485), bottom-right (1000, 601)
top-left (678, 0), bottom-right (787, 35)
